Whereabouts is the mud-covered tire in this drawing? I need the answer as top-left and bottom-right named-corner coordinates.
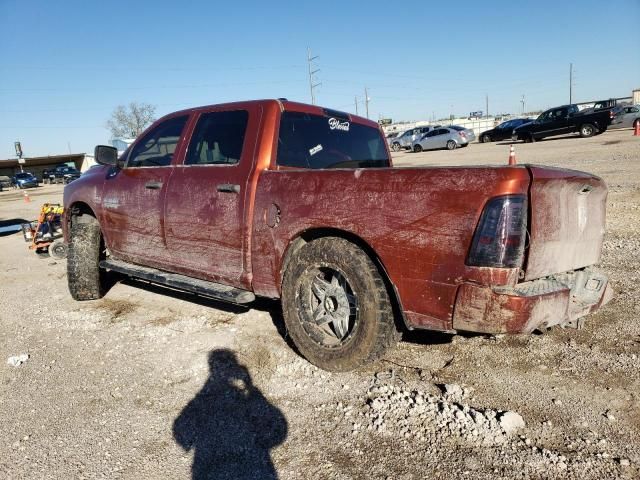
top-left (68, 216), bottom-right (107, 300)
top-left (281, 237), bottom-right (401, 372)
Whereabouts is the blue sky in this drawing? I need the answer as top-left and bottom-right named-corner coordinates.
top-left (1, 0), bottom-right (639, 158)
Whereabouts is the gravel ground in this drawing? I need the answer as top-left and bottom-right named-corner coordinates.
top-left (0, 128), bottom-right (638, 479)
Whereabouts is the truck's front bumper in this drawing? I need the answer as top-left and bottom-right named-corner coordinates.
top-left (452, 267), bottom-right (613, 334)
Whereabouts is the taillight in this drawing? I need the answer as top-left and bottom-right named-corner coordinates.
top-left (467, 195), bottom-right (527, 268)
top-left (459, 132), bottom-right (467, 138)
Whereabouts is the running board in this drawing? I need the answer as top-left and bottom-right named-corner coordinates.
top-left (99, 259), bottom-right (255, 304)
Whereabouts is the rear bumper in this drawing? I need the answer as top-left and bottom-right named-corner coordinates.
top-left (452, 267), bottom-right (613, 334)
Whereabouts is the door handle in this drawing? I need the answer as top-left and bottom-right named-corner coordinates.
top-left (217, 183), bottom-right (240, 194)
top-left (145, 181), bottom-right (163, 190)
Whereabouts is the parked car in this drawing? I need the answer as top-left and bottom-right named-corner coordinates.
top-left (43, 164), bottom-right (82, 184)
top-left (390, 128), bottom-right (417, 151)
top-left (447, 125), bottom-right (476, 144)
top-left (610, 104), bottom-right (640, 129)
top-left (12, 172), bottom-right (39, 189)
top-left (480, 118), bottom-right (533, 143)
top-left (512, 104), bottom-right (612, 142)
top-left (64, 99), bottom-right (612, 371)
top-left (409, 126), bottom-right (441, 151)
top-left (385, 131), bottom-right (400, 146)
top-left (0, 175), bottom-right (12, 191)
top-left (413, 127), bottom-right (470, 151)
top-left (390, 126), bottom-right (439, 151)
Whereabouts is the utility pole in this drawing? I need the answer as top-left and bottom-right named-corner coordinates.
top-left (485, 94), bottom-right (489, 118)
top-left (354, 96), bottom-right (359, 115)
top-left (521, 94), bottom-right (526, 115)
top-left (307, 47), bottom-right (321, 105)
top-left (364, 87), bottom-right (370, 119)
top-left (569, 62), bottom-right (573, 104)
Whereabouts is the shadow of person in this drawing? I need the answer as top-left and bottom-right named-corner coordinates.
top-left (173, 349), bottom-right (287, 480)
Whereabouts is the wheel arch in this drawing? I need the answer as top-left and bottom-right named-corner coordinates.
top-left (279, 227), bottom-right (411, 331)
top-left (65, 201), bottom-right (98, 240)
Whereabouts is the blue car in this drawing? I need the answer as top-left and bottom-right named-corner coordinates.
top-left (13, 172), bottom-right (39, 189)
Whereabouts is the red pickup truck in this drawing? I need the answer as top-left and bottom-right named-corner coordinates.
top-left (64, 99), bottom-right (612, 371)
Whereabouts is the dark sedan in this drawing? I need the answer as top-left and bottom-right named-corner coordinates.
top-left (479, 118), bottom-right (533, 143)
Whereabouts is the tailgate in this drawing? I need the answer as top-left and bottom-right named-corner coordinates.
top-left (525, 166), bottom-right (607, 281)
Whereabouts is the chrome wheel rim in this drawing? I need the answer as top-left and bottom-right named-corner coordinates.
top-left (297, 267), bottom-right (358, 347)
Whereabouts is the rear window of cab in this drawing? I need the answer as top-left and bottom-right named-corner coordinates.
top-left (277, 111), bottom-right (390, 169)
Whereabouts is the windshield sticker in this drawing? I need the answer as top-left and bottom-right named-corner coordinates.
top-left (328, 117), bottom-right (350, 132)
top-left (309, 144), bottom-right (323, 156)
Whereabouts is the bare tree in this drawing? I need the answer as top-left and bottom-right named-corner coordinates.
top-left (106, 102), bottom-right (157, 138)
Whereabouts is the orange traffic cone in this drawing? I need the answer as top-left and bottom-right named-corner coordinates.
top-left (634, 121), bottom-right (640, 136)
top-left (23, 190), bottom-right (31, 203)
top-left (508, 144), bottom-right (517, 165)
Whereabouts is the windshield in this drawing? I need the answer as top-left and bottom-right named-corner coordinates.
top-left (277, 111), bottom-right (390, 169)
top-left (449, 125), bottom-right (465, 131)
top-left (15, 173), bottom-right (33, 178)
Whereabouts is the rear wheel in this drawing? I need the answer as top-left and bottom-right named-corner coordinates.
top-left (68, 215), bottom-right (111, 300)
top-left (579, 123), bottom-right (596, 138)
top-left (413, 144), bottom-right (422, 152)
top-left (281, 237), bottom-right (401, 371)
top-left (446, 140), bottom-right (457, 150)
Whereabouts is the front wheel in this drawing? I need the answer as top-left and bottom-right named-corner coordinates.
top-left (446, 140), bottom-right (457, 150)
top-left (579, 123), bottom-right (596, 138)
top-left (68, 215), bottom-right (111, 300)
top-left (391, 142), bottom-right (401, 152)
top-left (413, 144), bottom-right (422, 152)
top-left (482, 134), bottom-right (491, 143)
top-left (281, 237), bottom-right (401, 371)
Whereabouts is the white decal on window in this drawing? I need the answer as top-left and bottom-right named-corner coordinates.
top-left (328, 117), bottom-right (350, 132)
top-left (309, 144), bottom-right (323, 156)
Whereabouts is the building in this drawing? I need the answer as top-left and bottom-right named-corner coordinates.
top-left (111, 138), bottom-right (134, 154)
top-left (0, 153), bottom-right (95, 179)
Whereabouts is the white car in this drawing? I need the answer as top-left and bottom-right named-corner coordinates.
top-left (413, 127), bottom-right (471, 152)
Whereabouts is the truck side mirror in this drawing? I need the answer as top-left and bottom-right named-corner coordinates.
top-left (94, 145), bottom-right (119, 167)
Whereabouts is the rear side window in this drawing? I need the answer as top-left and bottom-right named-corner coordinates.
top-left (186, 110), bottom-right (249, 165)
top-left (128, 115), bottom-right (188, 167)
top-left (277, 112), bottom-right (390, 169)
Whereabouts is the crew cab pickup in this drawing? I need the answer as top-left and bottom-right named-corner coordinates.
top-left (512, 104), bottom-right (612, 142)
top-left (64, 99), bottom-right (612, 371)
top-left (43, 164), bottom-right (82, 184)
